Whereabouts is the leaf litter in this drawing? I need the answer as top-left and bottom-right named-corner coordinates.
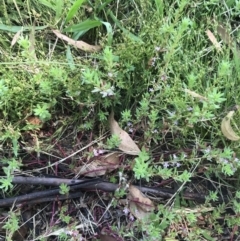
top-left (109, 112), bottom-right (141, 155)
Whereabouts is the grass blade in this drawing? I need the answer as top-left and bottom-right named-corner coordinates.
top-left (154, 0), bottom-right (164, 17)
top-left (101, 21), bottom-right (113, 46)
top-left (108, 10), bottom-right (143, 43)
top-left (38, 0), bottom-right (55, 11)
top-left (64, 19), bottom-right (102, 32)
top-left (66, 46), bottom-right (76, 70)
top-left (0, 24), bottom-right (47, 32)
top-left (55, 0), bottom-right (64, 20)
top-left (65, 0), bottom-right (85, 24)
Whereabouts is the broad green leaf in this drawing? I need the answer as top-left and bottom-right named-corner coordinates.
top-left (65, 0), bottom-right (85, 24)
top-left (101, 21), bottom-right (113, 46)
top-left (64, 19), bottom-right (102, 32)
top-left (0, 24), bottom-right (48, 33)
top-left (108, 10), bottom-right (143, 43)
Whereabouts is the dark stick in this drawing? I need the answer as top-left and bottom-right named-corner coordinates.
top-left (12, 176), bottom-right (87, 186)
top-left (0, 178), bottom-right (101, 207)
top-left (12, 176), bottom-right (175, 198)
top-left (0, 176), bottom-right (228, 207)
top-left (11, 176), bottom-right (207, 200)
top-left (22, 192), bottom-right (82, 205)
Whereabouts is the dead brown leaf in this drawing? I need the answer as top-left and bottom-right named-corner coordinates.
top-left (26, 116), bottom-right (42, 126)
top-left (75, 152), bottom-right (120, 177)
top-left (128, 185), bottom-right (154, 219)
top-left (52, 29), bottom-right (101, 52)
top-left (206, 29), bottom-right (221, 51)
top-left (109, 112), bottom-right (140, 155)
top-left (11, 29), bottom-right (22, 47)
top-left (217, 24), bottom-right (232, 46)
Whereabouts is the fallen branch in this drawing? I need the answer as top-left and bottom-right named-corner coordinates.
top-left (0, 178), bottom-right (101, 207)
top-left (52, 29), bottom-right (102, 52)
top-left (0, 176), bottom-right (228, 207)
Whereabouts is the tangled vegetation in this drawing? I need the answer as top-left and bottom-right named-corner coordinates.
top-left (1, 0), bottom-right (240, 240)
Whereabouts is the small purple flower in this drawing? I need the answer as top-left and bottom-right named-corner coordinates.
top-left (127, 122), bottom-right (133, 127)
top-left (163, 162), bottom-right (169, 168)
top-left (93, 149), bottom-right (104, 156)
top-left (223, 159), bottom-right (228, 164)
top-left (129, 214), bottom-right (135, 221)
top-left (176, 162), bottom-right (181, 167)
top-left (93, 149), bottom-right (99, 156)
top-left (123, 207), bottom-right (129, 215)
top-left (220, 158), bottom-right (228, 164)
top-left (129, 128), bottom-right (133, 133)
top-left (160, 74), bottom-right (168, 81)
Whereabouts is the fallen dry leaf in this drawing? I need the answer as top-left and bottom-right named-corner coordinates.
top-left (217, 24), bottom-right (232, 46)
top-left (26, 116), bottom-right (42, 126)
top-left (128, 185), bottom-right (154, 219)
top-left (109, 112), bottom-right (140, 155)
top-left (221, 110), bottom-right (240, 141)
top-left (206, 29), bottom-right (221, 51)
top-left (75, 152), bottom-right (120, 177)
top-left (52, 29), bottom-right (101, 52)
top-left (11, 29), bottom-right (22, 47)
top-left (184, 89), bottom-right (208, 101)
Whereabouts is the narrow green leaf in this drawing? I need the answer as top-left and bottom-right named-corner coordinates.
top-left (72, 30), bottom-right (88, 40)
top-left (96, 0), bottom-right (114, 12)
top-left (38, 0), bottom-right (56, 10)
top-left (64, 19), bottom-right (102, 33)
top-left (12, 138), bottom-right (19, 157)
top-left (201, 230), bottom-right (216, 241)
top-left (66, 46), bottom-right (76, 70)
top-left (107, 10), bottom-right (143, 43)
top-left (65, 0), bottom-right (85, 24)
top-left (55, 0), bottom-right (64, 20)
top-left (101, 21), bottom-right (113, 46)
top-left (155, 0), bottom-right (164, 17)
top-left (0, 24), bottom-right (48, 32)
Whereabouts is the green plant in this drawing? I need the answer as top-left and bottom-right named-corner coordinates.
top-left (3, 211), bottom-right (20, 241)
top-left (133, 149), bottom-right (152, 182)
top-left (1, 0), bottom-right (240, 240)
top-left (33, 103), bottom-right (52, 122)
top-left (59, 183), bottom-right (70, 195)
top-left (0, 158), bottom-right (22, 192)
top-left (106, 134), bottom-right (121, 149)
